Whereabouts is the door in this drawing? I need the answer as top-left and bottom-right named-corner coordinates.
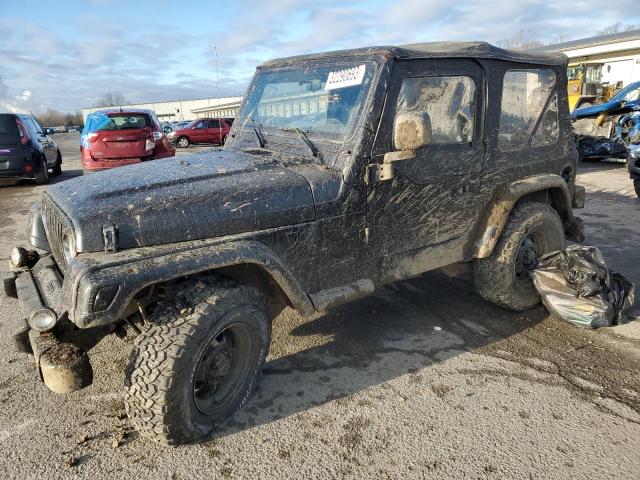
top-left (206, 119), bottom-right (223, 144)
top-left (191, 120), bottom-right (208, 143)
top-left (27, 118), bottom-right (55, 165)
top-left (366, 59), bottom-right (486, 258)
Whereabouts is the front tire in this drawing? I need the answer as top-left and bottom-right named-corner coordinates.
top-left (34, 156), bottom-right (49, 185)
top-left (177, 136), bottom-right (190, 148)
top-left (473, 201), bottom-right (565, 311)
top-left (125, 275), bottom-right (271, 445)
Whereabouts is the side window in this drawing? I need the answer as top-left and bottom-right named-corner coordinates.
top-left (32, 119), bottom-right (45, 135)
top-left (498, 69), bottom-right (557, 151)
top-left (396, 75), bottom-right (476, 145)
top-left (209, 119), bottom-right (220, 129)
top-left (195, 120), bottom-right (206, 129)
top-left (25, 119), bottom-right (40, 136)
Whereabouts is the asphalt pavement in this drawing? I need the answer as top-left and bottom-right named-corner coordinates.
top-left (0, 134), bottom-right (639, 479)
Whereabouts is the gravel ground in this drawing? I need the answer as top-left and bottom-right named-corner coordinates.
top-left (0, 135), bottom-right (639, 479)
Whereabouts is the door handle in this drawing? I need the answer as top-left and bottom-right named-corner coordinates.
top-left (457, 184), bottom-right (470, 194)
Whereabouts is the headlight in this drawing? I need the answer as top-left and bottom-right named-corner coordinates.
top-left (167, 131), bottom-right (176, 138)
top-left (11, 247), bottom-right (28, 267)
top-left (28, 307), bottom-right (58, 332)
top-left (62, 230), bottom-right (77, 265)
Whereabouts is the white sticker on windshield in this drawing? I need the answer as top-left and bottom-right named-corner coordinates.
top-left (325, 64), bottom-right (366, 90)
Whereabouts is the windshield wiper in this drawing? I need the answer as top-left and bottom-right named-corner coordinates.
top-left (282, 127), bottom-right (320, 159)
top-left (242, 116), bottom-right (266, 148)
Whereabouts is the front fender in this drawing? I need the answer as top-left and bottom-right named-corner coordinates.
top-left (67, 239), bottom-right (314, 328)
top-left (473, 174), bottom-right (581, 258)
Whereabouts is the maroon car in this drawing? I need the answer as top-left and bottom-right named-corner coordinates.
top-left (167, 118), bottom-right (232, 148)
top-left (81, 108), bottom-right (175, 173)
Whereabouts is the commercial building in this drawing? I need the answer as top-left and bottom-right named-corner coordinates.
top-left (534, 29), bottom-right (640, 87)
top-left (82, 96), bottom-right (243, 123)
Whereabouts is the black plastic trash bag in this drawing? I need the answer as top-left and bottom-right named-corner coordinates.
top-left (530, 245), bottom-right (635, 328)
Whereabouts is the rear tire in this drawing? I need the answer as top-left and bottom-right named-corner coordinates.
top-left (52, 150), bottom-right (62, 176)
top-left (34, 156), bottom-right (49, 185)
top-left (473, 201), bottom-right (565, 311)
top-left (125, 274), bottom-right (271, 445)
top-left (634, 179), bottom-right (640, 199)
top-left (177, 136), bottom-right (190, 148)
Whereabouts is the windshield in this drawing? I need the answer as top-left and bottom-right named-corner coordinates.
top-left (612, 82), bottom-right (640, 102)
top-left (237, 62), bottom-right (377, 141)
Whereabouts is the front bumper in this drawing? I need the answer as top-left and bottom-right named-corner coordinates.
top-left (3, 255), bottom-right (93, 393)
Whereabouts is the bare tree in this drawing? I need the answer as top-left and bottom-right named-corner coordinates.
top-left (36, 109), bottom-right (83, 127)
top-left (498, 29), bottom-right (543, 51)
top-left (598, 22), bottom-right (639, 35)
top-left (96, 91), bottom-right (128, 107)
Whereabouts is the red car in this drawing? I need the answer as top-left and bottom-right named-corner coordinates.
top-left (80, 109), bottom-right (175, 173)
top-left (167, 118), bottom-right (232, 148)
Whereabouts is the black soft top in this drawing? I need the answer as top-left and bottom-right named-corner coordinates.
top-left (260, 41), bottom-right (567, 69)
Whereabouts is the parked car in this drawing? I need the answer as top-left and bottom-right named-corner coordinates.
top-left (44, 127), bottom-right (55, 135)
top-left (167, 117), bottom-right (232, 147)
top-left (80, 109), bottom-right (175, 173)
top-left (571, 80), bottom-right (640, 121)
top-left (0, 113), bottom-right (62, 184)
top-left (5, 42), bottom-right (585, 446)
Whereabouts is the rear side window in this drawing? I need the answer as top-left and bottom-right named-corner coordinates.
top-left (90, 114), bottom-right (151, 132)
top-left (499, 69), bottom-right (557, 151)
top-left (0, 115), bottom-right (20, 145)
top-left (209, 119), bottom-right (221, 129)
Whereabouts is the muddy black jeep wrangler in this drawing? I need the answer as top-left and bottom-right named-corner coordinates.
top-left (3, 42), bottom-right (585, 445)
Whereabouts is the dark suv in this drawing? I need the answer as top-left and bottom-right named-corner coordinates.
top-left (4, 42), bottom-right (585, 445)
top-left (0, 113), bottom-right (62, 184)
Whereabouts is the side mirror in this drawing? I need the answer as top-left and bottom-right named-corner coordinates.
top-left (372, 112), bottom-right (432, 183)
top-left (393, 112), bottom-right (432, 151)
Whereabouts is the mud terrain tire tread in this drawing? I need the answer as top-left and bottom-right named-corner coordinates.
top-left (124, 274), bottom-right (270, 445)
top-left (473, 201), bottom-right (565, 311)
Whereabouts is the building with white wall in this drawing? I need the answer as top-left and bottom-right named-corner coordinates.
top-left (534, 30), bottom-right (640, 87)
top-left (82, 96), bottom-right (243, 123)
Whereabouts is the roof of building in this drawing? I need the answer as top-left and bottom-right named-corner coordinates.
top-left (191, 99), bottom-right (242, 113)
top-left (531, 29), bottom-right (640, 53)
top-left (261, 41), bottom-right (567, 68)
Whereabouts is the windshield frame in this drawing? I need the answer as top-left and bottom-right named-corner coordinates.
top-left (233, 58), bottom-right (381, 148)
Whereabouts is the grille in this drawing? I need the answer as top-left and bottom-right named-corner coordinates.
top-left (41, 194), bottom-right (73, 272)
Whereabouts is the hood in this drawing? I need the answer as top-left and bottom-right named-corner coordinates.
top-left (45, 149), bottom-right (316, 252)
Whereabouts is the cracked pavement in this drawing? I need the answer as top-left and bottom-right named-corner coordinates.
top-left (0, 135), bottom-right (639, 479)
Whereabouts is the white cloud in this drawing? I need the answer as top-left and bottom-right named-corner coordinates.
top-left (1, 1), bottom-right (639, 112)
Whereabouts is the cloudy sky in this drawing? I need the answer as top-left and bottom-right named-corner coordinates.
top-left (1, 0), bottom-right (639, 113)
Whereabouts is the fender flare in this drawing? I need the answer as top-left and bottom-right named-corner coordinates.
top-left (472, 174), bottom-right (579, 259)
top-left (72, 239), bottom-right (315, 328)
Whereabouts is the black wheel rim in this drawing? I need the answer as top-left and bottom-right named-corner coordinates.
top-left (192, 323), bottom-right (254, 416)
top-left (515, 233), bottom-right (540, 281)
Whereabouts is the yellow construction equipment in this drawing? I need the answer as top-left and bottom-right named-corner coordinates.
top-left (567, 62), bottom-right (622, 111)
